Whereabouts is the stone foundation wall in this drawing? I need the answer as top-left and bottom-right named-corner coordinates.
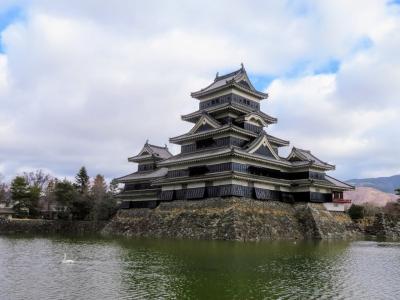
top-left (295, 203), bottom-right (360, 239)
top-left (102, 197), bottom-right (361, 241)
top-left (0, 219), bottom-right (107, 235)
top-left (0, 198), bottom-right (362, 241)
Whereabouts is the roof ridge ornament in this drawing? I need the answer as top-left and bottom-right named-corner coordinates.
top-left (241, 62), bottom-right (245, 70)
top-left (215, 72), bottom-right (219, 81)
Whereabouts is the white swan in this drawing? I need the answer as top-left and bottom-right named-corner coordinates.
top-left (62, 253), bottom-right (74, 264)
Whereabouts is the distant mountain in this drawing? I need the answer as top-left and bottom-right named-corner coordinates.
top-left (344, 187), bottom-right (398, 207)
top-left (346, 174), bottom-right (400, 193)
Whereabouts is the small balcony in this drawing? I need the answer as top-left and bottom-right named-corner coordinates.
top-left (332, 198), bottom-right (352, 204)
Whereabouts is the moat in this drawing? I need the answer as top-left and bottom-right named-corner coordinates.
top-left (1, 235), bottom-right (399, 299)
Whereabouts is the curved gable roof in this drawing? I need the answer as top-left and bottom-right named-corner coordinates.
top-left (128, 142), bottom-right (172, 162)
top-left (191, 64), bottom-right (268, 99)
top-left (244, 132), bottom-right (280, 160)
top-left (287, 147), bottom-right (335, 170)
top-left (188, 113), bottom-right (222, 134)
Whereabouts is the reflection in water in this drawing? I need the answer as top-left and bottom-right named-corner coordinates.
top-left (0, 236), bottom-right (399, 299)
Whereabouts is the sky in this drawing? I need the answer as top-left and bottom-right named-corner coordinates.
top-left (0, 0), bottom-right (400, 182)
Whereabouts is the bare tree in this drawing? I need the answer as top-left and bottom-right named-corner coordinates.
top-left (23, 170), bottom-right (52, 191)
top-left (0, 174), bottom-right (9, 205)
top-left (43, 178), bottom-right (58, 211)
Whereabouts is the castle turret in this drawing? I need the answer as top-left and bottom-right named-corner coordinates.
top-left (115, 141), bottom-right (171, 208)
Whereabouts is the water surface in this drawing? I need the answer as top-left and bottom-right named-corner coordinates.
top-left (0, 236), bottom-right (399, 299)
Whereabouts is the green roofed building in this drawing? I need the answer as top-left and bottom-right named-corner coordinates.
top-left (116, 65), bottom-right (353, 209)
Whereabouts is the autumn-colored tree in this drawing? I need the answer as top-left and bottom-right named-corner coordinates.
top-left (91, 174), bottom-right (107, 202)
top-left (89, 174), bottom-right (117, 220)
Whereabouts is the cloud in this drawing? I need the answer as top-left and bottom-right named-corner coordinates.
top-left (267, 15), bottom-right (400, 179)
top-left (0, 0), bottom-right (399, 181)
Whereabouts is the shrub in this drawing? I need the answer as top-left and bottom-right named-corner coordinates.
top-left (348, 204), bottom-right (365, 220)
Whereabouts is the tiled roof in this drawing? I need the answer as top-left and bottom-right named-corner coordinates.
top-left (188, 113), bottom-right (222, 134)
top-left (288, 147), bottom-right (335, 170)
top-left (128, 142), bottom-right (172, 162)
top-left (147, 144), bottom-right (172, 159)
top-left (181, 102), bottom-right (277, 124)
top-left (191, 65), bottom-right (268, 99)
top-left (253, 111), bottom-right (278, 124)
top-left (159, 147), bottom-right (232, 165)
top-left (325, 175), bottom-right (354, 189)
top-left (169, 124), bottom-right (258, 144)
top-left (266, 133), bottom-right (289, 146)
top-left (116, 167), bottom-right (168, 182)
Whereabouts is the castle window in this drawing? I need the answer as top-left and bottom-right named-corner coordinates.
top-left (248, 165), bottom-right (281, 178)
top-left (196, 138), bottom-right (215, 149)
top-left (188, 165), bottom-right (209, 176)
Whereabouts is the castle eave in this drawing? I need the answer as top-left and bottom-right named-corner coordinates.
top-left (191, 82), bottom-right (268, 100)
top-left (181, 103), bottom-right (277, 124)
top-left (115, 168), bottom-right (168, 183)
top-left (169, 125), bottom-right (258, 144)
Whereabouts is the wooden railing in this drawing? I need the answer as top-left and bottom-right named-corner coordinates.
top-left (332, 198), bottom-right (352, 204)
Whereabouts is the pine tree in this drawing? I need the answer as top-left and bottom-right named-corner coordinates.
top-left (55, 179), bottom-right (77, 207)
top-left (75, 166), bottom-right (89, 194)
top-left (11, 176), bottom-right (40, 216)
top-left (55, 179), bottom-right (83, 219)
top-left (11, 176), bottom-right (29, 199)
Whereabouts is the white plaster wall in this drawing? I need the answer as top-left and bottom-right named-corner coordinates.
top-left (323, 203), bottom-right (346, 212)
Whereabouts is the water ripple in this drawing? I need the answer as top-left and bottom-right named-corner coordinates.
top-left (0, 237), bottom-right (400, 299)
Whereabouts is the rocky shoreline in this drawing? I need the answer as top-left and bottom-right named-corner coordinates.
top-left (1, 197), bottom-right (400, 241)
top-left (365, 212), bottom-right (400, 240)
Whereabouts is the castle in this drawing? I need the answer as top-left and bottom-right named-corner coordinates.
top-left (116, 65), bottom-right (352, 210)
